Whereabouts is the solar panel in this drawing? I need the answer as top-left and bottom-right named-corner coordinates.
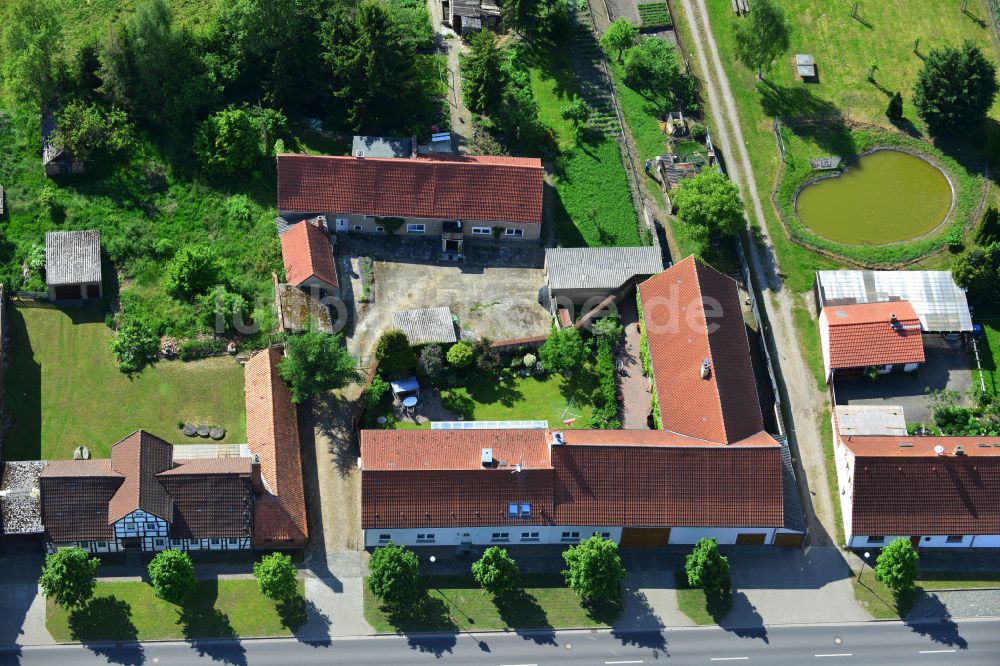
top-left (431, 420), bottom-right (549, 430)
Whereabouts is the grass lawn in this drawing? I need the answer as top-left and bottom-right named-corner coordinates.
top-left (818, 410), bottom-right (846, 547)
top-left (976, 317), bottom-right (1000, 397)
top-left (55, 0), bottom-right (218, 50)
top-left (46, 579), bottom-right (304, 642)
top-left (363, 574), bottom-right (616, 633)
top-left (525, 45), bottom-right (640, 247)
top-left (4, 303), bottom-right (246, 460)
top-left (363, 367), bottom-right (599, 429)
top-left (853, 570), bottom-right (1000, 620)
top-left (674, 575), bottom-right (733, 625)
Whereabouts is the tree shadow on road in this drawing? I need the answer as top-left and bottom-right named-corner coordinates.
top-left (905, 595), bottom-right (968, 649)
top-left (720, 591), bottom-right (768, 643)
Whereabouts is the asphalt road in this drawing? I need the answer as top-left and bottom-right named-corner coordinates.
top-left (4, 619), bottom-right (998, 666)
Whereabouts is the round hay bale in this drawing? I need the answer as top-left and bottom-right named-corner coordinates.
top-left (183, 424), bottom-right (197, 437)
top-left (209, 427), bottom-right (225, 440)
top-left (196, 425), bottom-right (210, 438)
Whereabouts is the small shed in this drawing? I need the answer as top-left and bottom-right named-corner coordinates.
top-left (45, 230), bottom-right (102, 301)
top-left (41, 106), bottom-right (84, 177)
top-left (546, 246), bottom-right (664, 308)
top-left (796, 54), bottom-right (817, 81)
top-left (392, 307), bottom-right (457, 346)
top-left (275, 281), bottom-right (334, 335)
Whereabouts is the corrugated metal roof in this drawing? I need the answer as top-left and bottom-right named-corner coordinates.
top-left (351, 135), bottom-right (413, 159)
top-left (815, 270), bottom-right (973, 332)
top-left (391, 307), bottom-right (457, 345)
top-left (546, 247), bottom-right (664, 291)
top-left (45, 230), bottom-right (101, 286)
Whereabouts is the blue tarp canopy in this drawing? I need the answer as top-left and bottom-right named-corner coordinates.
top-left (390, 376), bottom-right (419, 399)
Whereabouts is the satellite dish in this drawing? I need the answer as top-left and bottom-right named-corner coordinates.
top-left (934, 445), bottom-right (945, 456)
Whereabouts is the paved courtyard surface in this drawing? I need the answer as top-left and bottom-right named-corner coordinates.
top-left (617, 296), bottom-right (651, 429)
top-left (834, 335), bottom-right (973, 424)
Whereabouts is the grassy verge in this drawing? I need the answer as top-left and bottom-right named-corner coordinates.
top-left (46, 579), bottom-right (304, 642)
top-left (363, 574), bottom-right (616, 633)
top-left (975, 317), bottom-right (1000, 397)
top-left (818, 409), bottom-right (846, 548)
top-left (674, 575), bottom-right (732, 625)
top-left (5, 303), bottom-right (247, 460)
top-left (525, 43), bottom-right (640, 247)
top-left (853, 570), bottom-right (1000, 620)
top-left (792, 300), bottom-right (826, 390)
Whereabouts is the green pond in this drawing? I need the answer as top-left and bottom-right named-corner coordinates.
top-left (795, 149), bottom-right (953, 245)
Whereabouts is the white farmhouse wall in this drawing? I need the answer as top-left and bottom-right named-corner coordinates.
top-left (667, 527), bottom-right (776, 545)
top-left (363, 526), bottom-right (624, 548)
top-left (819, 309), bottom-right (832, 382)
top-left (971, 536), bottom-right (1000, 547)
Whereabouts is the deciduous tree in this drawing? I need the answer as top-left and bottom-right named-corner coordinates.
top-left (733, 0), bottom-right (790, 80)
top-left (685, 538), bottom-right (730, 594)
top-left (0, 0), bottom-right (62, 106)
top-left (39, 547), bottom-right (100, 610)
top-left (472, 547), bottom-right (520, 596)
top-left (874, 538), bottom-right (919, 592)
top-left (561, 534), bottom-right (626, 604)
top-left (418, 344), bottom-right (445, 382)
top-left (561, 98), bottom-right (591, 139)
top-left (601, 18), bottom-right (638, 63)
top-left (163, 245), bottom-right (222, 301)
top-left (539, 324), bottom-right (585, 374)
top-left (278, 331), bottom-right (359, 403)
top-left (148, 549), bottom-right (197, 604)
top-left (914, 41), bottom-right (998, 135)
top-left (671, 170), bottom-right (745, 242)
top-left (253, 552), bottom-right (299, 601)
top-left (368, 543), bottom-right (421, 608)
top-left (623, 38), bottom-right (693, 113)
top-left (54, 100), bottom-right (135, 162)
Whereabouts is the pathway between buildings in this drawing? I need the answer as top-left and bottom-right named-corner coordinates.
top-left (617, 297), bottom-right (651, 429)
top-left (677, 0), bottom-right (838, 549)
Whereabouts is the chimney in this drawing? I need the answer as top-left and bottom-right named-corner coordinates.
top-left (251, 455), bottom-right (264, 493)
top-left (551, 431), bottom-right (565, 446)
top-left (481, 448), bottom-right (494, 467)
top-left (701, 358), bottom-right (711, 379)
top-left (411, 136), bottom-right (418, 159)
top-left (955, 445), bottom-right (965, 456)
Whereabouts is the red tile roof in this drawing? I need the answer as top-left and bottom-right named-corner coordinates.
top-left (822, 302), bottom-right (925, 370)
top-left (361, 429), bottom-right (552, 471)
top-left (245, 347), bottom-right (308, 547)
top-left (559, 429), bottom-right (780, 448)
top-left (280, 219), bottom-right (338, 288)
top-left (552, 444), bottom-right (785, 528)
top-left (40, 461), bottom-right (122, 542)
top-left (638, 256), bottom-right (764, 444)
top-left (107, 431), bottom-right (174, 523)
top-left (844, 436), bottom-right (1000, 535)
top-left (277, 153), bottom-right (544, 224)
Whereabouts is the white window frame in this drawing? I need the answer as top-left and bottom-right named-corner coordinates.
top-left (520, 532), bottom-right (540, 542)
top-left (504, 228), bottom-right (524, 238)
top-left (508, 503), bottom-right (519, 518)
top-left (520, 503), bottom-right (532, 518)
top-left (491, 532), bottom-right (510, 542)
top-left (560, 531), bottom-right (580, 542)
top-left (472, 226), bottom-right (492, 236)
top-left (407, 223), bottom-right (426, 234)
top-left (378, 534), bottom-right (391, 544)
top-left (416, 533), bottom-right (435, 543)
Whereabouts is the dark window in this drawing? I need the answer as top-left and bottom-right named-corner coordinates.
top-left (946, 535), bottom-right (964, 543)
top-left (867, 536), bottom-right (885, 544)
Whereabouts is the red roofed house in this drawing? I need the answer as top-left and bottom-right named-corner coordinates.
top-left (38, 430), bottom-right (253, 554)
top-left (277, 153), bottom-right (545, 255)
top-left (280, 217), bottom-right (338, 294)
top-left (245, 347), bottom-right (309, 549)
top-left (360, 255), bottom-right (805, 549)
top-left (835, 434), bottom-right (1000, 549)
top-left (819, 301), bottom-right (925, 383)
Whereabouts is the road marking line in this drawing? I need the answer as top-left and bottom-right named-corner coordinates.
top-left (919, 650), bottom-right (957, 654)
top-left (814, 654), bottom-right (853, 658)
top-left (710, 659), bottom-right (749, 662)
top-left (605, 661), bottom-right (644, 664)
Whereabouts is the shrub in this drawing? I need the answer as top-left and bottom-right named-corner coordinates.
top-left (473, 338), bottom-right (502, 373)
top-left (447, 341), bottom-right (474, 368)
top-left (199, 285), bottom-right (248, 333)
top-left (253, 552), bottom-right (299, 601)
top-left (163, 245), bottom-right (222, 301)
top-left (685, 538), bottom-right (730, 594)
top-left (111, 317), bottom-right (160, 373)
top-left (523, 352), bottom-right (537, 367)
top-left (975, 206), bottom-right (1000, 246)
top-left (886, 91), bottom-right (904, 121)
top-left (148, 550), bottom-right (197, 604)
top-left (689, 122), bottom-right (708, 142)
top-left (363, 374), bottom-right (391, 410)
top-left (874, 538), bottom-right (919, 592)
top-left (278, 331), bottom-right (359, 403)
top-left (539, 325), bottom-right (585, 374)
top-left (562, 534), bottom-right (626, 604)
top-left (442, 387), bottom-right (475, 419)
top-left (418, 344), bottom-right (445, 381)
top-left (375, 329), bottom-right (416, 380)
top-left (179, 337), bottom-right (225, 360)
top-left (368, 543), bottom-right (421, 608)
top-left (471, 547), bottom-right (520, 596)
top-left (379, 217), bottom-right (405, 234)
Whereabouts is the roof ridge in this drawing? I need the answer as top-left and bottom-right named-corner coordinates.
top-left (691, 260), bottom-right (728, 444)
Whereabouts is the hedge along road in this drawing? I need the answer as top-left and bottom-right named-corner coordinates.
top-left (678, 0), bottom-right (839, 546)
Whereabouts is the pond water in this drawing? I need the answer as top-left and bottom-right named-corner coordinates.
top-left (795, 149), bottom-right (953, 245)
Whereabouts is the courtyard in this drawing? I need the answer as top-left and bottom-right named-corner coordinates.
top-left (4, 302), bottom-right (247, 461)
top-left (832, 335), bottom-right (974, 426)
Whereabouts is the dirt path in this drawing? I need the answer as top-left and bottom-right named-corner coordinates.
top-left (679, 0), bottom-right (837, 547)
top-left (427, 0), bottom-right (473, 153)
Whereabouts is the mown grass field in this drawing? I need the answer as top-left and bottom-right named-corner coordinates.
top-left (4, 303), bottom-right (246, 460)
top-left (363, 574), bottom-right (615, 633)
top-left (46, 579), bottom-right (303, 642)
top-left (526, 45), bottom-right (640, 247)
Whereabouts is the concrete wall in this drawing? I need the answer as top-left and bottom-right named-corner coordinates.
top-left (282, 211), bottom-right (541, 241)
top-left (667, 527), bottom-right (777, 545)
